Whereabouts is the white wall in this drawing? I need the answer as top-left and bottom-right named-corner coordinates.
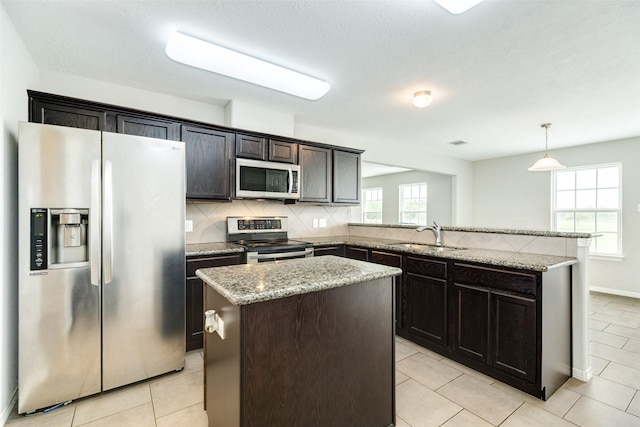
top-left (39, 70), bottom-right (226, 126)
top-left (474, 137), bottom-right (640, 297)
top-left (362, 170), bottom-right (453, 225)
top-left (0, 3), bottom-right (39, 423)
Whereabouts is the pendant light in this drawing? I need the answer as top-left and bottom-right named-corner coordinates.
top-left (528, 123), bottom-right (566, 172)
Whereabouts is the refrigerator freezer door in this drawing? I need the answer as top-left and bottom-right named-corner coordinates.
top-left (101, 132), bottom-right (186, 390)
top-left (18, 122), bottom-right (102, 413)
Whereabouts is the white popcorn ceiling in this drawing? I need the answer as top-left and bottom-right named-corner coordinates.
top-left (3, 0), bottom-right (640, 161)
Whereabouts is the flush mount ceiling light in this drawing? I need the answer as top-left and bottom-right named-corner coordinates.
top-left (434, 0), bottom-right (485, 14)
top-left (165, 32), bottom-right (330, 100)
top-left (528, 123), bottom-right (566, 172)
top-left (412, 90), bottom-right (433, 108)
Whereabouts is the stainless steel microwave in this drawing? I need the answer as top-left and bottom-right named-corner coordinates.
top-left (235, 158), bottom-right (301, 200)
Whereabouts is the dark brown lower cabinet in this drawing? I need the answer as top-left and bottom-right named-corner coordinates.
top-left (345, 245), bottom-right (369, 261)
top-left (371, 250), bottom-right (404, 331)
top-left (185, 253), bottom-right (242, 351)
top-left (451, 283), bottom-right (489, 363)
top-left (449, 262), bottom-right (571, 399)
top-left (403, 256), bottom-right (449, 351)
top-left (204, 278), bottom-right (395, 426)
top-left (312, 245), bottom-right (345, 257)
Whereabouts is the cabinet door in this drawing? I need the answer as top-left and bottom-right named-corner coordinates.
top-left (452, 283), bottom-right (489, 364)
top-left (299, 145), bottom-right (332, 203)
top-left (333, 150), bottom-right (361, 204)
top-left (30, 99), bottom-right (106, 131)
top-left (116, 114), bottom-right (180, 140)
top-left (236, 134), bottom-right (267, 160)
top-left (269, 139), bottom-right (298, 164)
top-left (182, 126), bottom-right (235, 200)
top-left (371, 251), bottom-right (404, 330)
top-left (490, 291), bottom-right (537, 382)
top-left (345, 246), bottom-right (368, 261)
top-left (313, 245), bottom-right (345, 257)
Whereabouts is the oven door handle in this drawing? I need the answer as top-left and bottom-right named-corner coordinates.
top-left (246, 247), bottom-right (313, 262)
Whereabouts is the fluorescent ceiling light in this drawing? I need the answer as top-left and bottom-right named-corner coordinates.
top-left (165, 32), bottom-right (330, 100)
top-left (434, 0), bottom-right (485, 14)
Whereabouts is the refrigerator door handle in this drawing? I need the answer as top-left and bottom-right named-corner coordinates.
top-left (90, 159), bottom-right (101, 286)
top-left (104, 160), bottom-right (114, 284)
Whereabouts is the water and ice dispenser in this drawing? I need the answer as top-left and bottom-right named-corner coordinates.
top-left (30, 208), bottom-right (89, 270)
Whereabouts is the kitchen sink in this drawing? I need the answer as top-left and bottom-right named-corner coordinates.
top-left (387, 243), bottom-right (465, 252)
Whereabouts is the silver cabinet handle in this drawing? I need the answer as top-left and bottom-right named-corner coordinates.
top-left (103, 160), bottom-right (113, 284)
top-left (90, 159), bottom-right (101, 286)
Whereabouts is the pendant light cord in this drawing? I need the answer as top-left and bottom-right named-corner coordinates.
top-left (541, 123), bottom-right (552, 152)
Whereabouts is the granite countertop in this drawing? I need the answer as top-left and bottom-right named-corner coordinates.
top-left (187, 234), bottom-right (578, 273)
top-left (186, 242), bottom-right (245, 257)
top-left (300, 236), bottom-right (577, 272)
top-left (196, 255), bottom-right (402, 306)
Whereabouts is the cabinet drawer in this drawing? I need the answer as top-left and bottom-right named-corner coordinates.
top-left (371, 251), bottom-right (402, 268)
top-left (406, 256), bottom-right (447, 279)
top-left (314, 245), bottom-right (345, 257)
top-left (345, 246), bottom-right (368, 261)
top-left (187, 254), bottom-right (242, 277)
top-left (454, 263), bottom-right (538, 297)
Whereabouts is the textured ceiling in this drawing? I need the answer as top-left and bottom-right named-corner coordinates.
top-left (3, 0), bottom-right (640, 161)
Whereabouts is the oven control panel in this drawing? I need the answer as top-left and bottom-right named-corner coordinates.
top-left (237, 218), bottom-right (281, 231)
top-left (227, 216), bottom-right (288, 234)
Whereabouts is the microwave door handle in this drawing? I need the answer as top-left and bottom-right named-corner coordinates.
top-left (288, 168), bottom-right (293, 194)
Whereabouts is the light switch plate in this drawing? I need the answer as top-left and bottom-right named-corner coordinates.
top-left (313, 218), bottom-right (319, 228)
top-left (319, 218), bottom-right (327, 228)
top-left (185, 220), bottom-right (193, 232)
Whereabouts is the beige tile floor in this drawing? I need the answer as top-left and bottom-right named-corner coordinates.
top-left (5, 291), bottom-right (640, 426)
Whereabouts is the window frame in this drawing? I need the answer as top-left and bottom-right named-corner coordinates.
top-left (362, 187), bottom-right (383, 224)
top-left (551, 163), bottom-right (623, 257)
top-left (398, 182), bottom-right (427, 225)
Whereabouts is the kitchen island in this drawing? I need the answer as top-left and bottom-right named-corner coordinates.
top-left (197, 256), bottom-right (402, 427)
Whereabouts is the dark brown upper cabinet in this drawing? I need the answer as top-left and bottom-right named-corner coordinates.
top-left (269, 139), bottom-right (298, 164)
top-left (28, 90), bottom-right (363, 204)
top-left (182, 125), bottom-right (235, 200)
top-left (333, 150), bottom-right (361, 204)
top-left (299, 145), bottom-right (332, 203)
top-left (116, 114), bottom-right (180, 140)
top-left (235, 134), bottom-right (267, 160)
top-left (30, 97), bottom-right (107, 131)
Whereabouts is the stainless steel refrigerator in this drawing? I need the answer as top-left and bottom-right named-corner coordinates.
top-left (18, 122), bottom-right (186, 414)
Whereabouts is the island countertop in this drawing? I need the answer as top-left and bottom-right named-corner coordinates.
top-left (196, 255), bottom-right (402, 305)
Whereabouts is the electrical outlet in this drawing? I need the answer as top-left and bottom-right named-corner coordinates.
top-left (313, 218), bottom-right (319, 228)
top-left (185, 220), bottom-right (193, 232)
top-left (319, 218), bottom-right (327, 228)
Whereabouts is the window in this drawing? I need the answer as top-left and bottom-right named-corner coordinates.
top-left (399, 182), bottom-right (427, 225)
top-left (552, 164), bottom-right (622, 255)
top-left (362, 188), bottom-right (383, 223)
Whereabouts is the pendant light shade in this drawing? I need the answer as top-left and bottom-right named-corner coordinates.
top-left (528, 123), bottom-right (565, 172)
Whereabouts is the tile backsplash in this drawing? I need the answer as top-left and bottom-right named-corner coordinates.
top-left (186, 200), bottom-right (353, 244)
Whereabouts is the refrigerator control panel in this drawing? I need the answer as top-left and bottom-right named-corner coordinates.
top-left (30, 208), bottom-right (48, 270)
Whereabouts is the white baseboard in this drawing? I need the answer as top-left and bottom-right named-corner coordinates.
top-left (590, 286), bottom-right (640, 300)
top-left (1, 388), bottom-right (17, 426)
top-left (572, 366), bottom-right (592, 382)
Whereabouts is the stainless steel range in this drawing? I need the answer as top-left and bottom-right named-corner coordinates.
top-left (227, 216), bottom-right (313, 264)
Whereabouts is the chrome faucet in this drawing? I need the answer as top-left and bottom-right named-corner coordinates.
top-left (416, 221), bottom-right (442, 246)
